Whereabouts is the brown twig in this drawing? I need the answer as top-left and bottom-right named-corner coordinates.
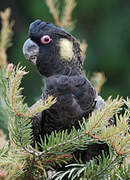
top-left (118, 138), bottom-right (130, 155)
top-left (110, 139), bottom-right (122, 156)
top-left (87, 133), bottom-right (101, 140)
top-left (87, 111), bottom-right (106, 134)
top-left (41, 154), bottom-right (72, 165)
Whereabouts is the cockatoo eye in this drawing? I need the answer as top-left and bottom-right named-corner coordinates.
top-left (40, 35), bottom-right (52, 44)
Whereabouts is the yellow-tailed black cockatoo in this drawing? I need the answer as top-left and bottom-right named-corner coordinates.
top-left (23, 20), bottom-right (111, 161)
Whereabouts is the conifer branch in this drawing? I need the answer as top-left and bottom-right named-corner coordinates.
top-left (0, 8), bottom-right (13, 68)
top-left (80, 40), bottom-right (88, 61)
top-left (28, 96), bottom-right (56, 117)
top-left (61, 0), bottom-right (77, 28)
top-left (91, 72), bottom-right (106, 93)
top-left (45, 0), bottom-right (77, 30)
top-left (91, 155), bottom-right (120, 179)
top-left (53, 152), bottom-right (123, 180)
top-left (86, 96), bottom-right (123, 133)
top-left (45, 0), bottom-right (62, 27)
top-left (6, 64), bottom-right (56, 118)
top-left (8, 65), bottom-right (28, 117)
top-left (40, 154), bottom-right (72, 166)
top-left (0, 62), bottom-right (129, 179)
top-left (20, 96), bottom-right (129, 165)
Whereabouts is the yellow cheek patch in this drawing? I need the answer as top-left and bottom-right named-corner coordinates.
top-left (59, 38), bottom-right (74, 61)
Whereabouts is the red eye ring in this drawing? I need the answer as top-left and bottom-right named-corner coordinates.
top-left (40, 35), bottom-right (52, 44)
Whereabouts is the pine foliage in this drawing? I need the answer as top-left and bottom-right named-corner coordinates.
top-left (0, 2), bottom-right (129, 180)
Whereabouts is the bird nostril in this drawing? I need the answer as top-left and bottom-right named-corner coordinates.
top-left (29, 56), bottom-right (37, 64)
top-left (23, 38), bottom-right (39, 63)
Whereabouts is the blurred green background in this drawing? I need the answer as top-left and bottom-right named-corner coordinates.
top-left (0, 0), bottom-right (130, 106)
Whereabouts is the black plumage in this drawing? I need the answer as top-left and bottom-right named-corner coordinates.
top-left (23, 20), bottom-right (109, 161)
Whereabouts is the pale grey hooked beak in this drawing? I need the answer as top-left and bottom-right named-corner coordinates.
top-left (23, 38), bottom-right (39, 64)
